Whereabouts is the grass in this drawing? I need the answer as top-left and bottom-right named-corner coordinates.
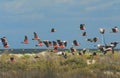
top-left (0, 50), bottom-right (120, 78)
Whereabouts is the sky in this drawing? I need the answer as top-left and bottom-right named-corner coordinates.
top-left (0, 0), bottom-right (120, 49)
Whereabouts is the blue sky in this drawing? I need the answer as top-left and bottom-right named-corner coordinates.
top-left (0, 0), bottom-right (120, 49)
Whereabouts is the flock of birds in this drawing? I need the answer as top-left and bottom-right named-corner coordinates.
top-left (0, 24), bottom-right (119, 55)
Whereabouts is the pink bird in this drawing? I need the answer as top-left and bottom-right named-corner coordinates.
top-left (32, 32), bottom-right (40, 40)
top-left (21, 35), bottom-right (29, 44)
top-left (36, 40), bottom-right (43, 47)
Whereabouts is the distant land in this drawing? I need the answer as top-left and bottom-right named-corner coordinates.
top-left (0, 48), bottom-right (120, 54)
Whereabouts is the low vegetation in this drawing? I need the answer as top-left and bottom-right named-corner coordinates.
top-left (0, 50), bottom-right (120, 78)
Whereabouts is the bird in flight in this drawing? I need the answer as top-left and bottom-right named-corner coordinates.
top-left (1, 37), bottom-right (9, 48)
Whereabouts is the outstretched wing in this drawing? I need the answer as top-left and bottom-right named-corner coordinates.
top-left (82, 32), bottom-right (87, 36)
top-left (43, 40), bottom-right (49, 47)
top-left (87, 38), bottom-right (93, 42)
